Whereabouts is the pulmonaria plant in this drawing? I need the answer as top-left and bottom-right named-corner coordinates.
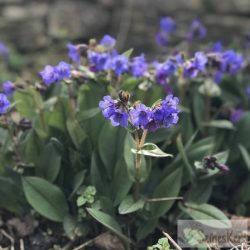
top-left (99, 91), bottom-right (180, 198)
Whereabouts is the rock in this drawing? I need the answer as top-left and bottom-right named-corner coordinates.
top-left (48, 0), bottom-right (110, 40)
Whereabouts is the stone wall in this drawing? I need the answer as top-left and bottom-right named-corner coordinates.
top-left (0, 0), bottom-right (250, 57)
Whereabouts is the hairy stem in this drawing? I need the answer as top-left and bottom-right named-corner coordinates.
top-left (139, 129), bottom-right (148, 149)
top-left (134, 130), bottom-right (141, 200)
top-left (133, 129), bottom-right (148, 200)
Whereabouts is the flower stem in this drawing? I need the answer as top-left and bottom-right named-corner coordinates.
top-left (133, 129), bottom-right (148, 200)
top-left (139, 129), bottom-right (148, 149)
top-left (134, 130), bottom-right (141, 200)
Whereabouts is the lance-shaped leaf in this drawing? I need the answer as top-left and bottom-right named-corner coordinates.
top-left (118, 195), bottom-right (145, 214)
top-left (179, 202), bottom-right (231, 228)
top-left (131, 143), bottom-right (173, 158)
top-left (22, 177), bottom-right (68, 222)
top-left (87, 208), bottom-right (131, 242)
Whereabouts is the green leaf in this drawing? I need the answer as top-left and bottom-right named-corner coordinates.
top-left (204, 120), bottom-right (235, 130)
top-left (124, 133), bottom-right (136, 181)
top-left (36, 142), bottom-right (61, 182)
top-left (48, 97), bottom-right (68, 132)
top-left (180, 202), bottom-right (231, 228)
top-left (66, 119), bottom-right (87, 149)
top-left (186, 180), bottom-right (213, 204)
top-left (22, 177), bottom-right (68, 222)
top-left (77, 83), bottom-right (106, 146)
top-left (193, 92), bottom-right (204, 129)
top-left (233, 177), bottom-right (250, 204)
top-left (234, 112), bottom-right (250, 149)
top-left (122, 48), bottom-right (134, 58)
top-left (87, 208), bottom-right (131, 242)
top-left (98, 123), bottom-right (126, 177)
top-left (215, 150), bottom-right (229, 164)
top-left (238, 144), bottom-right (250, 172)
top-left (118, 195), bottom-right (145, 214)
top-left (113, 159), bottom-right (133, 205)
top-left (176, 135), bottom-right (195, 181)
top-left (77, 107), bottom-right (100, 123)
top-left (136, 219), bottom-right (158, 241)
top-left (131, 143), bottom-right (173, 158)
top-left (69, 170), bottom-right (86, 199)
top-left (146, 127), bottom-right (178, 144)
top-left (20, 129), bottom-right (41, 164)
top-left (150, 167), bottom-right (182, 217)
top-left (90, 152), bottom-right (108, 195)
top-left (0, 177), bottom-right (26, 214)
top-left (14, 88), bottom-right (43, 118)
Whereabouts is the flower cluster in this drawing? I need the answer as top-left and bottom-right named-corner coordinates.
top-left (99, 93), bottom-right (179, 132)
top-left (209, 50), bottom-right (244, 83)
top-left (63, 30), bottom-right (248, 87)
top-left (40, 61), bottom-right (71, 86)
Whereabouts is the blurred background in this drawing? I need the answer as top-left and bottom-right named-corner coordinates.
top-left (1, 0), bottom-right (250, 76)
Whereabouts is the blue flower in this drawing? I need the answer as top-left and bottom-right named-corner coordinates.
top-left (100, 35), bottom-right (116, 49)
top-left (155, 59), bottom-right (178, 84)
top-left (55, 61), bottom-right (71, 81)
top-left (0, 93), bottom-right (10, 113)
top-left (67, 43), bottom-right (80, 65)
top-left (160, 17), bottom-right (176, 33)
top-left (230, 109), bottom-right (243, 124)
top-left (2, 81), bottom-right (15, 95)
top-left (151, 105), bottom-right (165, 124)
top-left (155, 32), bottom-right (169, 47)
top-left (210, 41), bottom-right (224, 52)
top-left (99, 95), bottom-right (129, 127)
top-left (39, 65), bottom-right (58, 86)
top-left (186, 20), bottom-right (207, 42)
top-left (184, 52), bottom-right (207, 78)
top-left (194, 52), bottom-right (208, 70)
top-left (144, 119), bottom-right (161, 132)
top-left (0, 42), bottom-right (9, 59)
top-left (88, 51), bottom-right (109, 72)
top-left (130, 103), bottom-right (151, 128)
top-left (110, 110), bottom-right (128, 127)
top-left (214, 70), bottom-right (223, 84)
top-left (162, 107), bottom-right (179, 127)
top-left (130, 54), bottom-right (148, 78)
top-left (99, 95), bottom-right (116, 119)
top-left (164, 94), bottom-right (179, 108)
top-left (220, 50), bottom-right (244, 75)
top-left (161, 95), bottom-right (179, 127)
top-left (108, 54), bottom-right (128, 75)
